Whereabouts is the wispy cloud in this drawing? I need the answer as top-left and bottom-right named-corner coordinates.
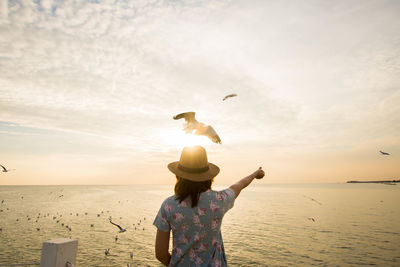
top-left (0, 0), bottom-right (399, 183)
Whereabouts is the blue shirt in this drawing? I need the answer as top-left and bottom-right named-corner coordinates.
top-left (153, 188), bottom-right (235, 267)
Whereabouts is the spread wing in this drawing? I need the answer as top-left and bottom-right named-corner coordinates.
top-left (109, 220), bottom-right (123, 231)
top-left (205, 126), bottom-right (221, 144)
top-left (223, 94), bottom-right (237, 101)
top-left (0, 165), bottom-right (6, 172)
top-left (173, 112), bottom-right (197, 123)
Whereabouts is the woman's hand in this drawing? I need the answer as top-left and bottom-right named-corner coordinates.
top-left (230, 167), bottom-right (265, 198)
top-left (253, 167), bottom-right (265, 179)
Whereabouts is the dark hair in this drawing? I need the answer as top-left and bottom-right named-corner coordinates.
top-left (174, 176), bottom-right (213, 208)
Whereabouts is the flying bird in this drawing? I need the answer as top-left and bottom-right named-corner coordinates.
top-left (380, 150), bottom-right (390, 155)
top-left (0, 164), bottom-right (15, 172)
top-left (173, 112), bottom-right (221, 144)
top-left (303, 195), bottom-right (322, 205)
top-left (109, 219), bottom-right (128, 233)
top-left (222, 93), bottom-right (237, 101)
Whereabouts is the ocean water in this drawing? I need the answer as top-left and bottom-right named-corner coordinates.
top-left (0, 184), bottom-right (399, 266)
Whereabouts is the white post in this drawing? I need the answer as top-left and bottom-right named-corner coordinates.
top-left (40, 238), bottom-right (78, 267)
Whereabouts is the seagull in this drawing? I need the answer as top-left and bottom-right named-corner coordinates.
top-left (303, 195), bottom-right (322, 205)
top-left (105, 248), bottom-right (110, 256)
top-left (380, 150), bottom-right (390, 155)
top-left (307, 217), bottom-right (316, 222)
top-left (173, 112), bottom-right (221, 144)
top-left (222, 93), bottom-right (237, 101)
top-left (115, 235), bottom-right (118, 241)
top-left (109, 219), bottom-right (128, 233)
top-left (0, 164), bottom-right (15, 172)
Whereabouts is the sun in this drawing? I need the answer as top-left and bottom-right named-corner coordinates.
top-left (162, 130), bottom-right (211, 148)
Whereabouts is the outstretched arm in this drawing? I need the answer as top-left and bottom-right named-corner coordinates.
top-left (229, 167), bottom-right (265, 199)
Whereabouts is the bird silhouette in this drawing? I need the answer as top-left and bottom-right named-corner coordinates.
top-left (379, 150), bottom-right (390, 155)
top-left (0, 164), bottom-right (15, 172)
top-left (303, 195), bottom-right (322, 205)
top-left (173, 112), bottom-right (221, 144)
top-left (222, 93), bottom-right (237, 101)
top-left (109, 219), bottom-right (128, 233)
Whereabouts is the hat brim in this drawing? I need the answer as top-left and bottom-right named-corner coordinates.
top-left (168, 161), bottom-right (220, 182)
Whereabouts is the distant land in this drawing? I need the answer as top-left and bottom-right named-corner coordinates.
top-left (347, 179), bottom-right (399, 184)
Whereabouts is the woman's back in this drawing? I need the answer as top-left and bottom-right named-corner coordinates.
top-left (153, 146), bottom-right (264, 266)
top-left (154, 188), bottom-right (235, 267)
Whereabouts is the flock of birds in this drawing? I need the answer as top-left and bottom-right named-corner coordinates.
top-left (0, 191), bottom-right (148, 265)
top-left (0, 93), bottom-right (393, 175)
top-left (0, 93), bottom-right (395, 265)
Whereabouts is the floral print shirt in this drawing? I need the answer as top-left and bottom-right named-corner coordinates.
top-left (153, 188), bottom-right (236, 267)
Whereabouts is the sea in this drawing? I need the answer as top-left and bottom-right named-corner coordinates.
top-left (0, 183), bottom-right (399, 266)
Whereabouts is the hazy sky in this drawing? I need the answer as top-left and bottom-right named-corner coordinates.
top-left (0, 0), bottom-right (399, 185)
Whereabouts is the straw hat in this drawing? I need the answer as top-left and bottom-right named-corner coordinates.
top-left (168, 146), bottom-right (220, 182)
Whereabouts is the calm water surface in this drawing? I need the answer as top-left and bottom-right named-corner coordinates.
top-left (0, 184), bottom-right (399, 266)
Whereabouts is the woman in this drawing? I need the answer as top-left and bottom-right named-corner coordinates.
top-left (153, 146), bottom-right (265, 266)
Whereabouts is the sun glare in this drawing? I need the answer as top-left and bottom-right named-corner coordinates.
top-left (163, 130), bottom-right (211, 149)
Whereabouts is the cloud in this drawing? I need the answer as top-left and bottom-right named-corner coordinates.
top-left (0, 0), bottom-right (399, 183)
